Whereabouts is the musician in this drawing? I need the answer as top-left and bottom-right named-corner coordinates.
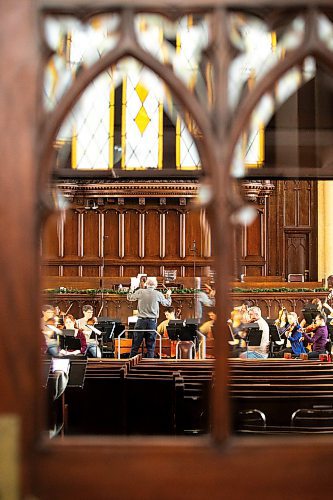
top-left (127, 277), bottom-right (172, 358)
top-left (157, 307), bottom-right (176, 338)
top-left (240, 306), bottom-right (270, 359)
top-left (276, 312), bottom-right (306, 358)
top-left (275, 307), bottom-right (289, 333)
top-left (302, 313), bottom-right (329, 359)
top-left (77, 305), bottom-right (101, 358)
top-left (199, 310), bottom-right (217, 339)
top-left (42, 317), bottom-right (60, 357)
top-left (311, 298), bottom-right (333, 318)
top-left (194, 284), bottom-right (216, 321)
top-left (60, 315), bottom-right (87, 356)
top-left (41, 304), bottom-right (55, 329)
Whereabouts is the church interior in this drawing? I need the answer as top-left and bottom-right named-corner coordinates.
top-left (3, 2), bottom-right (333, 499)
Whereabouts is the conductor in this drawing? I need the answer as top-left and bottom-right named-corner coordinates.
top-left (127, 277), bottom-right (172, 358)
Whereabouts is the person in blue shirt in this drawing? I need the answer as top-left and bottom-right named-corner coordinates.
top-left (277, 312), bottom-right (305, 357)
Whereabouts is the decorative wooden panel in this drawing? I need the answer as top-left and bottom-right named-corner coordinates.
top-left (185, 210), bottom-right (202, 258)
top-left (245, 209), bottom-right (262, 257)
top-left (63, 209), bottom-right (79, 257)
top-left (41, 213), bottom-right (59, 258)
top-left (83, 211), bottom-right (99, 258)
top-left (285, 233), bottom-right (309, 276)
top-left (124, 210), bottom-right (139, 258)
top-left (144, 210), bottom-right (160, 258)
top-left (104, 210), bottom-right (120, 259)
top-left (164, 209), bottom-right (181, 259)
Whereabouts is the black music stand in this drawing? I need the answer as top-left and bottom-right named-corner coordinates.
top-left (266, 320), bottom-right (283, 357)
top-left (302, 304), bottom-right (318, 325)
top-left (243, 324), bottom-right (262, 355)
top-left (61, 329), bottom-right (82, 351)
top-left (166, 320), bottom-right (184, 340)
top-left (67, 358), bottom-right (87, 388)
top-left (97, 318), bottom-right (123, 357)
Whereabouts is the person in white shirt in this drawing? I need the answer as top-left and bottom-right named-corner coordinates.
top-left (240, 306), bottom-right (269, 359)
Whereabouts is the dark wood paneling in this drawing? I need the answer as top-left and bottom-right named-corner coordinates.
top-left (145, 210), bottom-right (160, 258)
top-left (83, 211), bottom-right (99, 258)
top-left (63, 266), bottom-right (79, 276)
top-left (298, 182), bottom-right (311, 226)
top-left (104, 210), bottom-right (119, 258)
top-left (245, 210), bottom-right (262, 257)
top-left (165, 209), bottom-right (180, 259)
top-left (285, 233), bottom-right (309, 276)
top-left (64, 210), bottom-right (79, 257)
top-left (42, 213), bottom-right (59, 258)
top-left (185, 210), bottom-right (202, 257)
top-left (124, 210), bottom-right (139, 258)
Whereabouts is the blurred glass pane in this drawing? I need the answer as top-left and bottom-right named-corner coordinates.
top-left (43, 14), bottom-right (120, 111)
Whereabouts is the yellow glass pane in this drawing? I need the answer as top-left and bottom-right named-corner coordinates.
top-left (135, 82), bottom-right (149, 103)
top-left (134, 105), bottom-right (151, 135)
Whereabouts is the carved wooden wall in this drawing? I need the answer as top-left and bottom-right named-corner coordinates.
top-left (42, 182), bottom-right (213, 279)
top-left (42, 179), bottom-right (317, 282)
top-left (268, 180), bottom-right (318, 280)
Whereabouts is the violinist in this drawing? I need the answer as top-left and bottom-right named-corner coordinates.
top-left (77, 305), bottom-right (102, 358)
top-left (41, 304), bottom-right (55, 329)
top-left (275, 307), bottom-right (289, 333)
top-left (311, 298), bottom-right (333, 317)
top-left (199, 310), bottom-right (217, 339)
top-left (276, 312), bottom-right (306, 358)
top-left (42, 316), bottom-right (61, 357)
top-left (239, 306), bottom-right (270, 359)
top-left (302, 313), bottom-right (329, 359)
top-left (157, 307), bottom-right (177, 357)
top-left (157, 307), bottom-right (176, 338)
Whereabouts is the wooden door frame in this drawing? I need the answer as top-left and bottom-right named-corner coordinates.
top-left (1, 2), bottom-right (333, 499)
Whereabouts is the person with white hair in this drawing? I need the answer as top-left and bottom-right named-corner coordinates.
top-left (240, 306), bottom-right (270, 359)
top-left (127, 277), bottom-right (172, 358)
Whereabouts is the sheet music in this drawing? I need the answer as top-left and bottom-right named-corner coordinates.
top-left (51, 358), bottom-right (70, 374)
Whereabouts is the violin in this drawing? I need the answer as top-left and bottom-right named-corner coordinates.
top-left (302, 322), bottom-right (318, 334)
top-left (86, 316), bottom-right (98, 326)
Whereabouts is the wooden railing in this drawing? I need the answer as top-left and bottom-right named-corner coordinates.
top-left (42, 290), bottom-right (329, 324)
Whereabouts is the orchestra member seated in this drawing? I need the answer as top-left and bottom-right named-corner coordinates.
top-left (199, 310), bottom-right (217, 339)
top-left (302, 313), bottom-right (329, 359)
top-left (60, 315), bottom-right (87, 357)
top-left (240, 306), bottom-right (270, 359)
top-left (77, 305), bottom-right (101, 358)
top-left (311, 298), bottom-right (333, 318)
top-left (157, 307), bottom-right (177, 357)
top-left (276, 312), bottom-right (306, 358)
top-left (157, 308), bottom-right (176, 338)
top-left (42, 317), bottom-right (60, 357)
top-left (275, 307), bottom-right (289, 333)
top-left (41, 304), bottom-right (55, 329)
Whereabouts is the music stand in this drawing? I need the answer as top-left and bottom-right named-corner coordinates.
top-left (244, 323), bottom-right (262, 350)
top-left (61, 329), bottom-right (82, 351)
top-left (97, 318), bottom-right (123, 357)
top-left (166, 320), bottom-right (184, 340)
top-left (266, 320), bottom-right (283, 356)
top-left (302, 305), bottom-right (318, 325)
top-left (67, 358), bottom-right (87, 388)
